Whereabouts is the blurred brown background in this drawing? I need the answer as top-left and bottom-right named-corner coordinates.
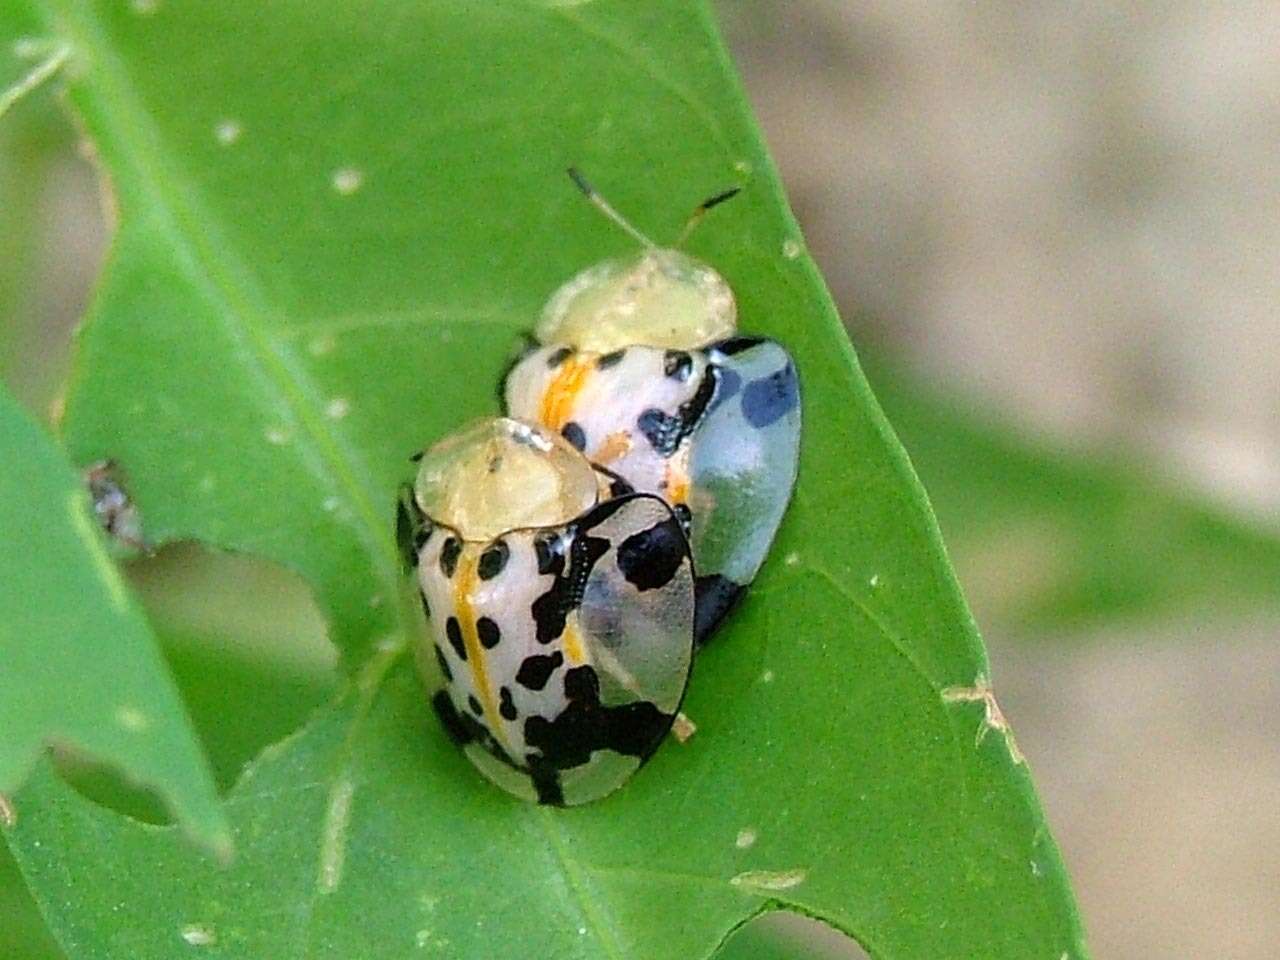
top-left (725, 3), bottom-right (1280, 957)
top-left (4, 3), bottom-right (1280, 958)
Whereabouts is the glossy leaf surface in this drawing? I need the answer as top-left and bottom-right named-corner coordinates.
top-left (3, 1), bottom-right (1085, 957)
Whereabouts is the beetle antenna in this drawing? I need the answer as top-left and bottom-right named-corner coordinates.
top-left (675, 186), bottom-right (741, 247)
top-left (566, 167), bottom-right (657, 249)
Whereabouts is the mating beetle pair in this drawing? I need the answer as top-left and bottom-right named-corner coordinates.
top-left (398, 171), bottom-right (801, 805)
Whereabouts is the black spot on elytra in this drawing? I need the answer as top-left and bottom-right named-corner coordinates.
top-left (528, 762), bottom-right (564, 806)
top-left (637, 408), bottom-right (682, 456)
top-left (561, 421), bottom-right (587, 452)
top-left (433, 692), bottom-right (518, 771)
top-left (533, 531), bottom-right (566, 576)
top-left (709, 335), bottom-right (765, 357)
top-left (499, 686), bottom-right (518, 721)
top-left (593, 465), bottom-right (633, 499)
top-left (575, 494), bottom-right (631, 529)
top-left (477, 616), bottom-right (501, 649)
top-left (419, 591), bottom-right (432, 620)
top-left (433, 643), bottom-right (451, 681)
top-left (530, 591), bottom-right (565, 644)
top-left (637, 366), bottom-right (719, 456)
top-left (546, 346), bottom-right (573, 368)
top-left (468, 694), bottom-right (484, 717)
top-left (439, 537), bottom-right (461, 578)
top-left (395, 484), bottom-right (430, 569)
top-left (741, 364), bottom-right (799, 428)
top-left (516, 650), bottom-right (564, 691)
top-left (616, 518), bottom-right (687, 591)
top-left (596, 349), bottom-right (625, 370)
top-left (682, 361), bottom-right (719, 427)
top-left (478, 539), bottom-right (509, 580)
top-left (523, 664), bottom-right (673, 773)
top-left (395, 500), bottom-right (415, 568)
top-left (530, 530), bottom-right (610, 643)
top-left (663, 350), bottom-right (693, 381)
top-left (563, 664), bottom-right (598, 701)
top-left (446, 617), bottom-right (466, 661)
top-left (432, 690), bottom-right (475, 746)
top-left (694, 574), bottom-right (746, 646)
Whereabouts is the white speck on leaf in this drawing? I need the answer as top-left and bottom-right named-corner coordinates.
top-left (671, 712), bottom-right (697, 743)
top-left (180, 924), bottom-right (215, 946)
top-left (869, 573), bottom-right (881, 588)
top-left (760, 669), bottom-right (775, 684)
top-left (942, 675), bottom-right (1025, 764)
top-left (308, 333), bottom-right (336, 357)
top-left (265, 426), bottom-right (291, 445)
top-left (369, 593), bottom-right (385, 608)
top-left (784, 551), bottom-right (799, 566)
top-left (577, 926), bottom-right (587, 936)
top-left (0, 794), bottom-right (16, 828)
top-left (735, 827), bottom-right (757, 849)
top-left (12, 37), bottom-right (44, 58)
top-left (734, 159), bottom-right (752, 176)
top-left (730, 868), bottom-right (806, 892)
top-left (116, 706), bottom-right (148, 731)
top-left (214, 119), bottom-right (242, 146)
top-left (782, 238), bottom-right (801, 259)
top-left (318, 777), bottom-right (355, 893)
top-left (325, 397), bottom-right (350, 419)
top-left (322, 496), bottom-right (340, 512)
top-left (331, 167), bottom-right (363, 195)
top-left (130, 0), bottom-right (159, 14)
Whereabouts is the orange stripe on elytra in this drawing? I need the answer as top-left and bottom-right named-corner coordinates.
top-left (594, 430), bottom-right (632, 464)
top-left (454, 549), bottom-right (507, 750)
top-left (538, 354), bottom-right (594, 431)
top-left (561, 614), bottom-right (587, 666)
top-left (664, 454), bottom-right (691, 505)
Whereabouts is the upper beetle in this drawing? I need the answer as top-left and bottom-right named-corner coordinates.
top-left (504, 170), bottom-right (801, 644)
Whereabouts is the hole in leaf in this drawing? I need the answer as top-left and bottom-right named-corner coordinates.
top-left (0, 99), bottom-right (109, 422)
top-left (52, 746), bottom-right (173, 826)
top-left (715, 911), bottom-right (872, 960)
top-left (132, 542), bottom-right (340, 791)
top-left (57, 543), bottom-right (339, 822)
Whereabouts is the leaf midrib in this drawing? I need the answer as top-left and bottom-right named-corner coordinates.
top-left (45, 8), bottom-right (642, 953)
top-left (47, 0), bottom-right (401, 599)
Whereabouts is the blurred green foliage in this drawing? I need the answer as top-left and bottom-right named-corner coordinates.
top-left (867, 361), bottom-right (1280, 638)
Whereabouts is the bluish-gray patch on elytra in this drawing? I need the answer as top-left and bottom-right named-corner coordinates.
top-left (741, 365), bottom-right (799, 428)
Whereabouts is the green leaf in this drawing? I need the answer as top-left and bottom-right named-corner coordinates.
top-left (0, 840), bottom-right (63, 960)
top-left (868, 360), bottom-right (1280, 636)
top-left (5, 1), bottom-right (1086, 958)
top-left (0, 383), bottom-right (228, 855)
